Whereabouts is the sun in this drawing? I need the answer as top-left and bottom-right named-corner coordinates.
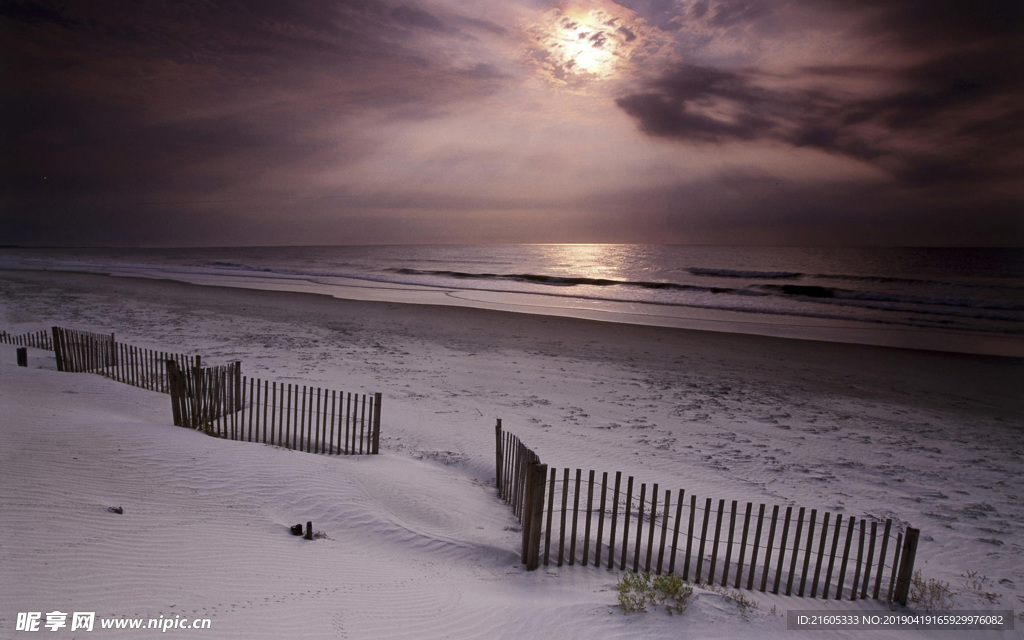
top-left (550, 7), bottom-right (618, 78)
top-left (524, 3), bottom-right (654, 89)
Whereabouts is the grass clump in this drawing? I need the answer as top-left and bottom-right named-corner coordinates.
top-left (616, 572), bottom-right (693, 614)
top-left (961, 570), bottom-right (1000, 604)
top-left (698, 581), bottom-right (759, 618)
top-left (909, 571), bottom-right (954, 612)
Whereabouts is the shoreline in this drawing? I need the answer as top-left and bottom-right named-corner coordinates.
top-left (3, 266), bottom-right (1022, 359)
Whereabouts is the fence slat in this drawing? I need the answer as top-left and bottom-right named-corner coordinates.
top-left (645, 484), bottom-right (658, 573)
top-left (696, 497), bottom-right (711, 584)
top-left (888, 531), bottom-right (903, 603)
top-left (301, 386), bottom-right (308, 452)
top-left (322, 388), bottom-right (330, 454)
top-left (862, 521), bottom-right (876, 599)
top-left (633, 482), bottom-right (646, 572)
top-left (669, 489), bottom-right (684, 575)
top-left (359, 394), bottom-right (367, 454)
top-left (747, 504), bottom-right (765, 590)
top-left (607, 472), bottom-right (621, 570)
top-left (773, 506), bottom-right (792, 595)
top-left (836, 516), bottom-right (856, 600)
top-left (620, 476), bottom-right (633, 571)
top-left (583, 470), bottom-right (595, 566)
top-left (760, 505), bottom-right (779, 592)
top-left (312, 387), bottom-right (320, 453)
top-left (558, 468), bottom-right (570, 567)
top-left (684, 494), bottom-right (697, 581)
top-left (736, 502), bottom-right (752, 589)
top-left (873, 519), bottom-right (892, 600)
top-left (812, 512), bottom-right (830, 598)
top-left (856, 520), bottom-right (872, 598)
top-left (544, 466), bottom-right (556, 566)
top-left (799, 509), bottom-right (816, 597)
top-left (274, 380), bottom-right (281, 446)
top-left (709, 498), bottom-right (724, 585)
top-left (313, 388), bottom-right (320, 454)
top-left (595, 472), bottom-right (607, 568)
top-left (723, 500), bottom-right (737, 587)
top-left (824, 514), bottom-right (843, 598)
top-left (330, 390), bottom-right (338, 454)
top-left (786, 505), bottom-right (802, 598)
top-left (657, 489), bottom-right (671, 575)
top-left (569, 469), bottom-right (581, 566)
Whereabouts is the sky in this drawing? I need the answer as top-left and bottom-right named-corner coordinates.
top-left (1, 0), bottom-right (1022, 247)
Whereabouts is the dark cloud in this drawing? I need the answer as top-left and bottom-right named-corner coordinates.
top-left (615, 64), bottom-right (803, 144)
top-left (614, 1), bottom-right (1023, 200)
top-left (0, 0), bottom-right (517, 245)
top-left (833, 0), bottom-right (1024, 46)
top-left (0, 0), bottom-right (75, 28)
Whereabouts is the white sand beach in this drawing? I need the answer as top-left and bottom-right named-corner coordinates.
top-left (1, 269), bottom-right (1021, 639)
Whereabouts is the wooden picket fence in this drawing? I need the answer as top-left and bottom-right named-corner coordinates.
top-left (166, 360), bottom-right (242, 429)
top-left (0, 329), bottom-right (53, 350)
top-left (50, 326), bottom-right (200, 393)
top-left (6, 325), bottom-right (383, 456)
top-left (496, 421), bottom-right (921, 606)
top-left (166, 360), bottom-right (381, 455)
top-left (52, 327), bottom-right (115, 373)
top-left (3, 326), bottom-right (196, 393)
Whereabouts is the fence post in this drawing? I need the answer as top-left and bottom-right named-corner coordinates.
top-left (893, 527), bottom-right (919, 606)
top-left (52, 327), bottom-right (64, 372)
top-left (372, 392), bottom-right (382, 454)
top-left (233, 362), bottom-right (242, 412)
top-left (495, 419), bottom-right (503, 493)
top-left (192, 365), bottom-right (203, 429)
top-left (16, 347), bottom-right (28, 367)
top-left (521, 457), bottom-right (537, 565)
top-left (525, 462), bottom-right (547, 571)
top-left (166, 360), bottom-right (182, 427)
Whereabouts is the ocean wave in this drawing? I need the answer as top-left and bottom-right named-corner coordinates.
top-left (760, 284), bottom-right (1024, 313)
top-left (389, 268), bottom-right (1024, 318)
top-left (392, 268), bottom-right (709, 292)
top-left (813, 272), bottom-right (1024, 292)
top-left (688, 267), bottom-right (803, 279)
top-left (423, 276), bottom-right (1024, 335)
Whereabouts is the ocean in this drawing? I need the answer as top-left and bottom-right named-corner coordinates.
top-left (2, 245), bottom-right (1022, 357)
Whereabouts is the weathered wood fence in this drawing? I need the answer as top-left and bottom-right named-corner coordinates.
top-left (496, 422), bottom-right (920, 606)
top-left (50, 326), bottom-right (200, 393)
top-left (166, 360), bottom-right (381, 455)
top-left (166, 360), bottom-right (242, 430)
top-left (52, 327), bottom-right (115, 373)
top-left (6, 325), bottom-right (383, 456)
top-left (0, 329), bottom-right (53, 350)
